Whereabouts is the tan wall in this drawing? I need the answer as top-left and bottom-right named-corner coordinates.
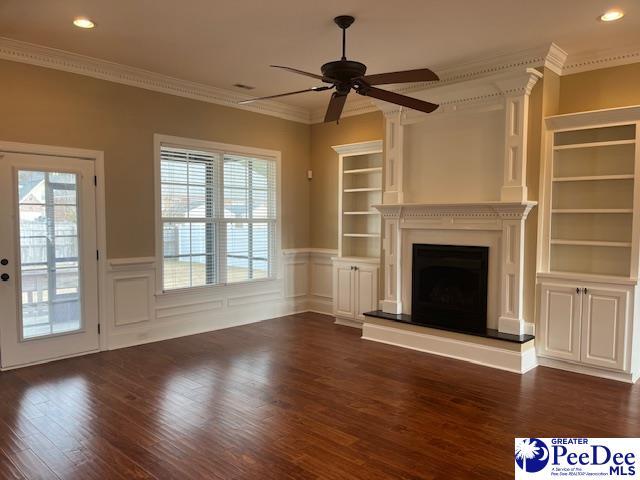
top-left (309, 112), bottom-right (385, 249)
top-left (0, 60), bottom-right (311, 258)
top-left (559, 62), bottom-right (640, 113)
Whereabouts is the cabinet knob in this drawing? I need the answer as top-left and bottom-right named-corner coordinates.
top-left (583, 288), bottom-right (588, 294)
top-left (576, 287), bottom-right (580, 294)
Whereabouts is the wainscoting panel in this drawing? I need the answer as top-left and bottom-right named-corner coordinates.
top-left (104, 250), bottom-right (336, 350)
top-left (112, 274), bottom-right (154, 326)
top-left (309, 251), bottom-right (335, 314)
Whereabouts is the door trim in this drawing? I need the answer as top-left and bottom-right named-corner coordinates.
top-left (0, 141), bottom-right (108, 360)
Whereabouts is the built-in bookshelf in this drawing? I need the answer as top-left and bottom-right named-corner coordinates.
top-left (545, 122), bottom-right (638, 278)
top-left (334, 141), bottom-right (383, 259)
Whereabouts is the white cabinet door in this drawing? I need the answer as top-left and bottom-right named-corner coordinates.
top-left (538, 283), bottom-right (582, 362)
top-left (580, 287), bottom-right (629, 371)
top-left (333, 264), bottom-right (355, 319)
top-left (355, 265), bottom-right (378, 321)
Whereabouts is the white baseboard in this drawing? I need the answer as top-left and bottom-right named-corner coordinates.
top-left (537, 356), bottom-right (639, 384)
top-left (334, 317), bottom-right (363, 329)
top-left (308, 296), bottom-right (334, 315)
top-left (362, 323), bottom-right (537, 374)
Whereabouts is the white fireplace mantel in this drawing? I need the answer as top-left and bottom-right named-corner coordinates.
top-left (374, 201), bottom-right (536, 220)
top-left (374, 201), bottom-right (536, 335)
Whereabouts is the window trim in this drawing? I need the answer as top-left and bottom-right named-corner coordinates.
top-left (153, 134), bottom-right (282, 295)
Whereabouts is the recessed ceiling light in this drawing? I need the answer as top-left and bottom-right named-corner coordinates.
top-left (600, 9), bottom-right (624, 22)
top-left (73, 17), bottom-right (95, 29)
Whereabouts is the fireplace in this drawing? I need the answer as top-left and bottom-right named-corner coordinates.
top-left (411, 244), bottom-right (489, 334)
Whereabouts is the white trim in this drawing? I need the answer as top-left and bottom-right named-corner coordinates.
top-left (334, 317), bottom-right (363, 329)
top-left (361, 323), bottom-right (537, 374)
top-left (332, 140), bottom-right (383, 156)
top-left (108, 257), bottom-right (156, 269)
top-left (101, 250), bottom-right (334, 350)
top-left (7, 35), bottom-right (640, 125)
top-left (0, 348), bottom-right (101, 372)
top-left (281, 248), bottom-right (338, 256)
top-left (374, 201), bottom-right (537, 220)
top-left (538, 356), bottom-right (639, 383)
top-left (563, 44), bottom-right (640, 76)
top-left (153, 134), bottom-right (282, 296)
top-left (0, 37), bottom-right (572, 126)
top-left (0, 140), bottom-right (108, 352)
top-left (0, 37), bottom-right (310, 124)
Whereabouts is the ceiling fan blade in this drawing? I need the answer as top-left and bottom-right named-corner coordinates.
top-left (358, 86), bottom-right (438, 114)
top-left (271, 65), bottom-right (335, 83)
top-left (324, 92), bottom-right (348, 123)
top-left (238, 86), bottom-right (332, 104)
top-left (361, 68), bottom-right (439, 85)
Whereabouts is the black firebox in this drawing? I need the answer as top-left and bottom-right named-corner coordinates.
top-left (411, 244), bottom-right (489, 334)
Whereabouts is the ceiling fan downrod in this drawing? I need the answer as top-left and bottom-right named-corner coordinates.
top-left (333, 15), bottom-right (355, 60)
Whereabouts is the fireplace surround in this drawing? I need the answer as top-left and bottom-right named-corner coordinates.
top-left (373, 201), bottom-right (536, 335)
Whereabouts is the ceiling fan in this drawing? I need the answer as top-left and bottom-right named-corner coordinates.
top-left (239, 15), bottom-right (440, 123)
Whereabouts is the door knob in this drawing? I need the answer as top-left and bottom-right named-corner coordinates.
top-left (1, 273), bottom-right (9, 282)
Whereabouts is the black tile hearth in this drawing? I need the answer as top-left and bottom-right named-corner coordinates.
top-left (363, 310), bottom-right (534, 344)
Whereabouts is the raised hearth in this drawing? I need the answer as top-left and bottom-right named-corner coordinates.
top-left (363, 310), bottom-right (534, 344)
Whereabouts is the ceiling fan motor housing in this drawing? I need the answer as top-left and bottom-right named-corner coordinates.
top-left (321, 60), bottom-right (367, 91)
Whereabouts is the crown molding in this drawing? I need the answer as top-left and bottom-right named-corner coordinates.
top-left (368, 67), bottom-right (543, 125)
top-left (563, 43), bottom-right (640, 75)
top-left (0, 37), bottom-right (312, 124)
top-left (5, 34), bottom-right (640, 126)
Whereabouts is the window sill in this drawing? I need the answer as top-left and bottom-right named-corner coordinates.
top-left (155, 276), bottom-right (281, 298)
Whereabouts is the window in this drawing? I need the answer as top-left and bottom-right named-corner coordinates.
top-left (157, 138), bottom-right (278, 291)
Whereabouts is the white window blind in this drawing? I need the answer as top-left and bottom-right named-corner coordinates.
top-left (160, 145), bottom-right (277, 291)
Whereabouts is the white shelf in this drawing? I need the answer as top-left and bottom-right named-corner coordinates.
top-left (343, 167), bottom-right (383, 175)
top-left (343, 233), bottom-right (380, 238)
top-left (537, 271), bottom-right (638, 286)
top-left (553, 139), bottom-right (635, 150)
top-left (343, 187), bottom-right (382, 193)
top-left (553, 174), bottom-right (634, 183)
top-left (552, 209), bottom-right (633, 214)
top-left (338, 144), bottom-right (383, 258)
top-left (550, 239), bottom-right (632, 248)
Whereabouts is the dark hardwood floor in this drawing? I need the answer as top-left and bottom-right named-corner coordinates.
top-left (0, 312), bottom-right (638, 479)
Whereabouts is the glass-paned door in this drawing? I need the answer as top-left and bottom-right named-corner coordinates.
top-left (0, 151), bottom-right (99, 369)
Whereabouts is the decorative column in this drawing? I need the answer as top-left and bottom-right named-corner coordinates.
top-left (498, 68), bottom-right (543, 202)
top-left (498, 214), bottom-right (529, 335)
top-left (382, 109), bottom-right (404, 205)
top-left (380, 207), bottom-right (403, 314)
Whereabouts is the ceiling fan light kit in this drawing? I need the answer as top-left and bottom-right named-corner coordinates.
top-left (239, 15), bottom-right (440, 123)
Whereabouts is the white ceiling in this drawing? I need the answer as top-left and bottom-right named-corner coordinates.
top-left (1, 0), bottom-right (639, 109)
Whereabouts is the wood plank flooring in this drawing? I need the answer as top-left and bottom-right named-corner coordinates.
top-left (0, 312), bottom-right (638, 479)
